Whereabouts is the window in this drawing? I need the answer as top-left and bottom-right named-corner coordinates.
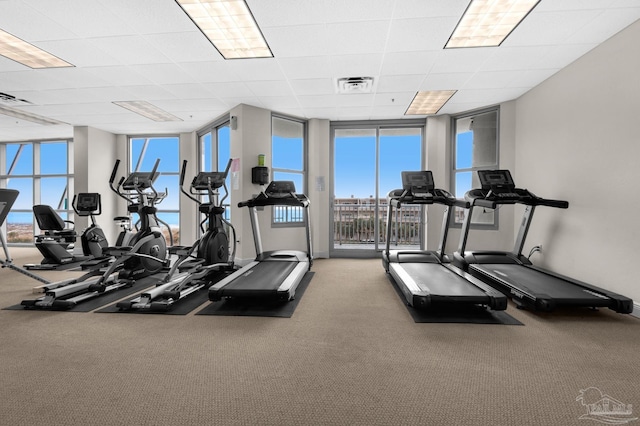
top-left (128, 136), bottom-right (180, 244)
top-left (198, 119), bottom-right (232, 229)
top-left (271, 115), bottom-right (306, 226)
top-left (452, 108), bottom-right (499, 225)
top-left (0, 140), bottom-right (73, 244)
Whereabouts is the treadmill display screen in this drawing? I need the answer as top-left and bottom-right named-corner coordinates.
top-left (478, 170), bottom-right (515, 190)
top-left (401, 171), bottom-right (434, 192)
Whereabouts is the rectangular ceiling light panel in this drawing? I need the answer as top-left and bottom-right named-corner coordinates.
top-left (0, 106), bottom-right (67, 125)
top-left (0, 29), bottom-right (73, 68)
top-left (176, 0), bottom-right (273, 59)
top-left (113, 101), bottom-right (183, 122)
top-left (405, 90), bottom-right (457, 115)
top-left (445, 0), bottom-right (540, 48)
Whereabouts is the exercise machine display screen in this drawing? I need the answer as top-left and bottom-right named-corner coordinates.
top-left (76, 193), bottom-right (100, 212)
top-left (478, 170), bottom-right (515, 190)
top-left (266, 181), bottom-right (296, 195)
top-left (401, 171), bottom-right (434, 193)
top-left (192, 172), bottom-right (226, 190)
top-left (122, 171), bottom-right (159, 190)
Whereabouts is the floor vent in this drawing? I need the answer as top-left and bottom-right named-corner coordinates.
top-left (336, 77), bottom-right (374, 94)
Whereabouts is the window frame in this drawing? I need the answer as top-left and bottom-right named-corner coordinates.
top-left (271, 113), bottom-right (307, 228)
top-left (127, 135), bottom-right (181, 244)
top-left (450, 106), bottom-right (500, 229)
top-left (197, 116), bottom-right (232, 236)
top-left (0, 139), bottom-right (74, 245)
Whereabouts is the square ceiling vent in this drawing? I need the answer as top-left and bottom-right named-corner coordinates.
top-left (336, 77), bottom-right (374, 94)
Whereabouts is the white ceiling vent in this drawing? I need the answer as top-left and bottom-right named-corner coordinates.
top-left (336, 77), bottom-right (374, 94)
top-left (0, 92), bottom-right (32, 106)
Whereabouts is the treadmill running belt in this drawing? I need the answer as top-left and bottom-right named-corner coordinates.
top-left (472, 264), bottom-right (608, 302)
top-left (399, 263), bottom-right (488, 297)
top-left (222, 260), bottom-right (298, 293)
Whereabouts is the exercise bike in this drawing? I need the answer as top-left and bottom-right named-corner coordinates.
top-left (21, 159), bottom-right (170, 310)
top-left (116, 159), bottom-right (236, 312)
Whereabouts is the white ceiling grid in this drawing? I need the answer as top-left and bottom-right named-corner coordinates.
top-left (0, 0), bottom-right (637, 141)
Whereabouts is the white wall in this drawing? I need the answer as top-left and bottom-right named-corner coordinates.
top-left (514, 20), bottom-right (640, 302)
top-left (73, 126), bottom-right (118, 244)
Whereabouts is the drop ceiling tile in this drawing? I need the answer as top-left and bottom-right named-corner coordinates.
top-left (260, 96), bottom-right (302, 111)
top-left (392, 0), bottom-right (469, 19)
top-left (120, 85), bottom-right (176, 101)
top-left (504, 10), bottom-right (602, 47)
top-left (26, 0), bottom-right (136, 38)
top-left (376, 75), bottom-right (425, 93)
top-left (429, 49), bottom-right (493, 74)
top-left (334, 93), bottom-right (375, 107)
top-left (323, 0), bottom-right (395, 22)
top-left (143, 32), bottom-right (221, 63)
top-left (325, 21), bottom-right (390, 55)
top-left (245, 80), bottom-right (294, 97)
top-left (200, 82), bottom-right (254, 98)
top-left (566, 8), bottom-right (640, 44)
top-left (420, 73), bottom-right (473, 90)
top-left (463, 71), bottom-right (520, 90)
top-left (225, 59), bottom-right (287, 82)
top-left (99, 0), bottom-right (196, 34)
top-left (250, 0), bottom-right (329, 27)
top-left (373, 92), bottom-right (416, 106)
top-left (380, 51), bottom-right (440, 76)
top-left (278, 56), bottom-right (333, 80)
top-left (0, 0), bottom-right (77, 41)
top-left (330, 54), bottom-right (384, 79)
top-left (262, 25), bottom-right (330, 58)
top-left (179, 62), bottom-right (242, 83)
top-left (386, 17), bottom-right (459, 52)
top-left (89, 36), bottom-right (170, 65)
top-left (163, 83), bottom-right (216, 100)
top-left (129, 63), bottom-right (197, 85)
top-left (289, 79), bottom-right (335, 96)
top-left (297, 95), bottom-right (338, 108)
top-left (480, 46), bottom-right (553, 72)
top-left (83, 66), bottom-right (154, 86)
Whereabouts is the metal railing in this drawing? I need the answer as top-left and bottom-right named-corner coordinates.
top-left (334, 202), bottom-right (421, 247)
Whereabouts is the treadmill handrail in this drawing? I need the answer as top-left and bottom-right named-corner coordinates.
top-left (466, 187), bottom-right (568, 209)
top-left (388, 188), bottom-right (468, 208)
top-left (238, 193), bottom-right (309, 208)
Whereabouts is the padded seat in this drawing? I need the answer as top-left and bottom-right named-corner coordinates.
top-left (33, 205), bottom-right (77, 242)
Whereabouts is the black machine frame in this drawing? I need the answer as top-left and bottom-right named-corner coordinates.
top-left (383, 170), bottom-right (507, 310)
top-left (453, 169), bottom-right (632, 313)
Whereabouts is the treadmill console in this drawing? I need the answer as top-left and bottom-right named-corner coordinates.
top-left (478, 170), bottom-right (515, 191)
top-left (266, 181), bottom-right (296, 197)
top-left (401, 171), bottom-right (434, 197)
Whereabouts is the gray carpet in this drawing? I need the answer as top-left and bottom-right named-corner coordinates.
top-left (0, 248), bottom-right (639, 426)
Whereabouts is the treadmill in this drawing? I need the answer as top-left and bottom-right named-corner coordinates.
top-left (208, 181), bottom-right (312, 302)
top-left (382, 171), bottom-right (507, 310)
top-left (453, 169), bottom-right (632, 313)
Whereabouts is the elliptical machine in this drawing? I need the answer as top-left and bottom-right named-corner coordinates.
top-left (21, 159), bottom-right (170, 310)
top-left (117, 159), bottom-right (236, 311)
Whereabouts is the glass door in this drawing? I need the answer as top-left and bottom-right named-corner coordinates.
top-left (331, 124), bottom-right (423, 257)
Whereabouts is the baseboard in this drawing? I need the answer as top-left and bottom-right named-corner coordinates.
top-left (632, 302), bottom-right (640, 318)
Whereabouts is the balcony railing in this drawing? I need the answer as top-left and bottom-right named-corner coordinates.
top-left (334, 202), bottom-right (421, 247)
